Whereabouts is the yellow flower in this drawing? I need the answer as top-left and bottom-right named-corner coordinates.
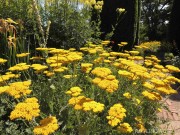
top-left (54, 67), bottom-right (68, 73)
top-left (63, 75), bottom-right (77, 79)
top-left (142, 90), bottom-right (162, 101)
top-left (16, 53), bottom-right (30, 58)
top-left (31, 64), bottom-right (48, 71)
top-left (44, 71), bottom-right (54, 77)
top-left (66, 87), bottom-right (82, 96)
top-left (118, 70), bottom-right (134, 78)
top-left (136, 123), bottom-right (146, 133)
top-left (91, 67), bottom-right (112, 78)
top-left (30, 56), bottom-right (44, 60)
top-left (123, 92), bottom-right (131, 99)
top-left (68, 96), bottom-right (92, 110)
top-left (155, 86), bottom-right (177, 95)
top-left (150, 78), bottom-right (165, 86)
top-left (0, 58), bottom-right (7, 64)
top-left (107, 103), bottom-right (126, 127)
top-left (8, 63), bottom-right (30, 71)
top-left (166, 65), bottom-right (180, 72)
top-left (10, 97), bottom-right (40, 121)
top-left (82, 101), bottom-right (104, 113)
top-left (133, 98), bottom-right (141, 105)
top-left (0, 86), bottom-right (9, 94)
top-left (117, 123), bottom-right (133, 133)
top-left (101, 40), bottom-right (110, 45)
top-left (92, 77), bottom-right (102, 84)
top-left (81, 63), bottom-right (93, 73)
top-left (33, 116), bottom-right (59, 135)
top-left (143, 82), bottom-right (154, 89)
top-left (129, 51), bottom-right (139, 55)
top-left (36, 47), bottom-right (49, 51)
top-left (96, 78), bottom-right (119, 93)
top-left (5, 80), bottom-right (32, 98)
top-left (117, 8), bottom-right (126, 13)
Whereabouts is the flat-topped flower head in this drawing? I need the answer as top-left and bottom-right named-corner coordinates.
top-left (33, 116), bottom-right (59, 135)
top-left (10, 97), bottom-right (40, 121)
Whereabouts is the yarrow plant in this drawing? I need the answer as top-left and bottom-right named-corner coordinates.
top-left (0, 40), bottom-right (180, 134)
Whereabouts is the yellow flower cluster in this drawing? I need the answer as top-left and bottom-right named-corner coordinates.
top-left (106, 103), bottom-right (126, 127)
top-left (0, 72), bottom-right (20, 84)
top-left (68, 95), bottom-right (104, 113)
top-left (81, 63), bottom-right (93, 73)
top-left (31, 64), bottom-right (48, 72)
top-left (135, 116), bottom-right (146, 133)
top-left (91, 67), bottom-right (112, 78)
top-left (94, 0), bottom-right (103, 10)
top-left (66, 87), bottom-right (82, 97)
top-left (16, 53), bottom-right (30, 58)
top-left (0, 86), bottom-right (9, 94)
top-left (82, 100), bottom-right (104, 113)
top-left (63, 74), bottom-right (77, 79)
top-left (9, 63), bottom-right (30, 71)
top-left (43, 70), bottom-right (55, 77)
top-left (142, 90), bottom-right (162, 101)
top-left (166, 65), bottom-right (180, 72)
top-left (93, 76), bottom-right (119, 93)
top-left (33, 116), bottom-right (59, 135)
top-left (5, 80), bottom-right (32, 98)
top-left (117, 123), bottom-right (133, 133)
top-left (123, 92), bottom-right (131, 99)
top-left (10, 97), bottom-right (40, 121)
top-left (0, 58), bottom-right (7, 64)
top-left (134, 41), bottom-right (161, 53)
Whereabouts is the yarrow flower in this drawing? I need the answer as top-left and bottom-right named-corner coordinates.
top-left (5, 80), bottom-right (32, 98)
top-left (91, 67), bottom-right (112, 78)
top-left (117, 123), bottom-right (133, 133)
top-left (92, 75), bottom-right (119, 93)
top-left (0, 58), bottom-right (7, 64)
top-left (142, 90), bottom-right (162, 101)
top-left (123, 92), bottom-right (131, 99)
top-left (16, 53), bottom-right (30, 58)
top-left (82, 101), bottom-right (104, 113)
top-left (0, 86), bottom-right (9, 94)
top-left (166, 65), bottom-right (180, 72)
top-left (106, 103), bottom-right (126, 126)
top-left (68, 96), bottom-right (92, 110)
top-left (66, 87), bottom-right (82, 96)
top-left (10, 97), bottom-right (40, 121)
top-left (81, 63), bottom-right (93, 73)
top-left (33, 116), bottom-right (59, 135)
top-left (8, 63), bottom-right (30, 71)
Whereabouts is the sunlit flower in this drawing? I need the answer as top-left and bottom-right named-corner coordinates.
top-left (117, 123), bottom-right (133, 133)
top-left (10, 97), bottom-right (40, 121)
top-left (63, 75), bottom-right (77, 79)
top-left (142, 90), bottom-right (162, 101)
top-left (123, 92), bottom-right (131, 99)
top-left (0, 86), bottom-right (9, 94)
top-left (16, 53), bottom-right (30, 58)
top-left (5, 80), bottom-right (32, 98)
top-left (106, 103), bottom-right (126, 126)
top-left (82, 101), bottom-right (104, 113)
top-left (0, 58), bottom-right (7, 64)
top-left (166, 65), bottom-right (180, 72)
top-left (66, 87), bottom-right (82, 96)
top-left (91, 67), bottom-right (112, 78)
top-left (33, 116), bottom-right (59, 135)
